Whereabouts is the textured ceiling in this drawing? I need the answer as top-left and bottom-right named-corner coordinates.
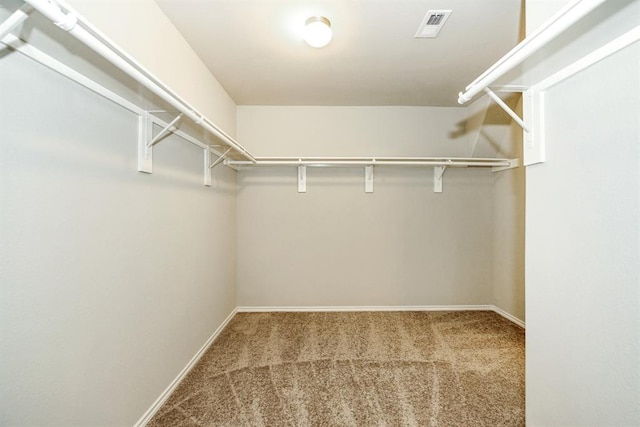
top-left (155, 0), bottom-right (523, 106)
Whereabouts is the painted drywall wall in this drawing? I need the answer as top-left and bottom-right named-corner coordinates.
top-left (525, 0), bottom-right (572, 34)
top-left (466, 96), bottom-right (525, 322)
top-left (0, 47), bottom-right (237, 426)
top-left (64, 0), bottom-right (237, 136)
top-left (236, 106), bottom-right (494, 307)
top-left (238, 106), bottom-right (477, 157)
top-left (524, 27), bottom-right (640, 427)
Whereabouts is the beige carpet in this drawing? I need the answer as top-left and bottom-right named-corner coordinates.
top-left (148, 311), bottom-right (525, 426)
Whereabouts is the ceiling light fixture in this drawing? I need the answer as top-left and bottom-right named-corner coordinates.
top-left (304, 16), bottom-right (332, 48)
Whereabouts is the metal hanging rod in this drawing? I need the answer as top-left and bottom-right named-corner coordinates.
top-left (227, 157), bottom-right (518, 169)
top-left (457, 0), bottom-right (607, 105)
top-left (0, 4), bottom-right (32, 40)
top-left (0, 33), bottom-right (236, 162)
top-left (19, 0), bottom-right (256, 163)
top-left (2, 0), bottom-right (520, 188)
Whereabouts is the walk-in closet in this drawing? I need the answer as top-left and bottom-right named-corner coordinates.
top-left (1, 0), bottom-right (638, 425)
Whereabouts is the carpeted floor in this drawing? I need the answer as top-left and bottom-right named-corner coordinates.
top-left (148, 311), bottom-right (525, 426)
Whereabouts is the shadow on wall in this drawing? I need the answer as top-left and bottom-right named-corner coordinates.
top-left (448, 93), bottom-right (522, 140)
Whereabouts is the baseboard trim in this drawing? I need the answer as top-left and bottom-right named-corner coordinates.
top-left (237, 305), bottom-right (493, 313)
top-left (237, 305), bottom-right (525, 328)
top-left (491, 305), bottom-right (526, 328)
top-left (134, 307), bottom-right (238, 427)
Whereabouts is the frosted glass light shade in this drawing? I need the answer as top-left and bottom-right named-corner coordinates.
top-left (304, 16), bottom-right (332, 48)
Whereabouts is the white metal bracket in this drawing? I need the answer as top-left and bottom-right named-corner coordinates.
top-left (209, 147), bottom-right (233, 170)
top-left (137, 113), bottom-right (153, 173)
top-left (147, 113), bottom-right (183, 147)
top-left (492, 158), bottom-right (520, 172)
top-left (484, 88), bottom-right (529, 132)
top-left (523, 88), bottom-right (545, 165)
top-left (434, 166), bottom-right (447, 193)
top-left (204, 150), bottom-right (212, 187)
top-left (364, 166), bottom-right (374, 193)
top-left (204, 147), bottom-right (234, 187)
top-left (298, 165), bottom-right (307, 193)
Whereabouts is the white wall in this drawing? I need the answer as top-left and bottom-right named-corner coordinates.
top-left (466, 96), bottom-right (526, 322)
top-left (236, 106), bottom-right (496, 308)
top-left (65, 0), bottom-right (237, 136)
top-left (0, 11), bottom-right (238, 427)
top-left (524, 10), bottom-right (640, 427)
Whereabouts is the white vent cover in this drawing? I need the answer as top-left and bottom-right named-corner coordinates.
top-left (415, 10), bottom-right (452, 38)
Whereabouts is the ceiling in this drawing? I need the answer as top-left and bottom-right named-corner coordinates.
top-left (154, 0), bottom-right (523, 107)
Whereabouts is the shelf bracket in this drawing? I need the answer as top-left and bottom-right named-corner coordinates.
top-left (364, 166), bottom-right (374, 193)
top-left (137, 113), bottom-right (153, 173)
top-left (204, 147), bottom-right (233, 187)
top-left (298, 165), bottom-right (306, 193)
top-left (204, 149), bottom-right (212, 187)
top-left (209, 147), bottom-right (233, 170)
top-left (492, 158), bottom-right (520, 172)
top-left (147, 113), bottom-right (183, 147)
top-left (484, 88), bottom-right (529, 132)
top-left (434, 166), bottom-right (447, 193)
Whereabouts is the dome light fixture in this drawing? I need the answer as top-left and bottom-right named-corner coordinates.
top-left (303, 16), bottom-right (332, 48)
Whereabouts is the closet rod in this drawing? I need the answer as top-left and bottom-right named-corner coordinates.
top-left (1, 33), bottom-right (237, 170)
top-left (0, 4), bottom-right (31, 40)
top-left (227, 157), bottom-right (515, 168)
top-left (457, 0), bottom-right (607, 104)
top-left (21, 0), bottom-right (256, 163)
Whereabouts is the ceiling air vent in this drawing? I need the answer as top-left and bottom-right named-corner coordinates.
top-left (415, 10), bottom-right (452, 38)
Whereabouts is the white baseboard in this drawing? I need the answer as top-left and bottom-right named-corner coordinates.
top-left (491, 305), bottom-right (526, 328)
top-left (134, 308), bottom-right (238, 427)
top-left (238, 305), bottom-right (525, 328)
top-left (237, 305), bottom-right (493, 313)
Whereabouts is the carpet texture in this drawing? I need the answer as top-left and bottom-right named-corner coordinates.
top-left (148, 311), bottom-right (525, 426)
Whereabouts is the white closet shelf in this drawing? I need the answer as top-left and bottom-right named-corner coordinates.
top-left (5, 0), bottom-right (255, 166)
top-left (458, 0), bottom-right (638, 105)
top-left (227, 157), bottom-right (516, 169)
top-left (228, 157), bottom-right (519, 194)
top-left (457, 0), bottom-right (639, 166)
top-left (1, 0), bottom-right (521, 192)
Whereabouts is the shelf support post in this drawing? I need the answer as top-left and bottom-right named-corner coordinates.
top-left (434, 166), bottom-right (447, 193)
top-left (364, 166), bottom-right (374, 193)
top-left (484, 88), bottom-right (529, 132)
top-left (298, 165), bottom-right (306, 193)
top-left (204, 149), bottom-right (212, 186)
top-left (137, 113), bottom-right (153, 173)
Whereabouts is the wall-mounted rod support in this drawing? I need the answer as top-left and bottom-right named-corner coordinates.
top-left (3, 32), bottom-right (238, 179)
top-left (204, 149), bottom-right (212, 187)
top-left (484, 88), bottom-right (529, 132)
top-left (434, 166), bottom-right (446, 193)
top-left (22, 0), bottom-right (256, 162)
top-left (457, 0), bottom-right (607, 104)
top-left (492, 158), bottom-right (520, 172)
top-left (209, 147), bottom-right (233, 169)
top-left (364, 166), bottom-right (374, 193)
top-left (147, 113), bottom-right (183, 147)
top-left (298, 166), bottom-right (307, 193)
top-left (138, 114), bottom-right (153, 173)
top-left (0, 4), bottom-right (32, 40)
